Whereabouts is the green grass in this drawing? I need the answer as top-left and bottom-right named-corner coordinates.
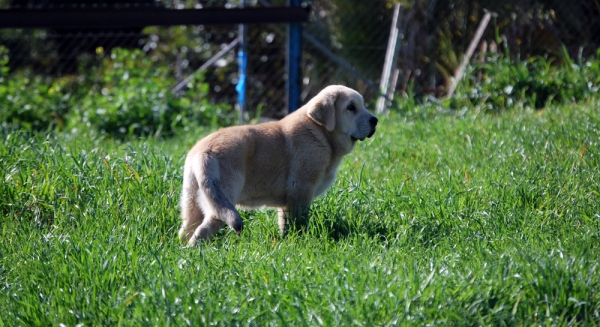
top-left (1, 99), bottom-right (600, 326)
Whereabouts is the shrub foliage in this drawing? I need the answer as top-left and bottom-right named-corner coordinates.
top-left (2, 44), bottom-right (600, 135)
top-left (0, 46), bottom-right (235, 137)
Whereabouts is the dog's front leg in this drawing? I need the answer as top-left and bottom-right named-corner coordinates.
top-left (278, 197), bottom-right (311, 236)
top-left (277, 208), bottom-right (288, 235)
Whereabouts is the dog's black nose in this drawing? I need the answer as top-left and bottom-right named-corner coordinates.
top-left (370, 116), bottom-right (378, 126)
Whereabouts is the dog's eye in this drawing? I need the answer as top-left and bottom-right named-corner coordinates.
top-left (347, 104), bottom-right (356, 112)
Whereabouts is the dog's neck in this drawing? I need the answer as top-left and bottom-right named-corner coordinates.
top-left (284, 106), bottom-right (355, 158)
top-left (327, 129), bottom-right (355, 157)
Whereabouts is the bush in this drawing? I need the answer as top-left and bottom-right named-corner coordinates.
top-left (387, 48), bottom-right (600, 116)
top-left (447, 48), bottom-right (600, 111)
top-left (72, 48), bottom-right (236, 137)
top-left (0, 46), bottom-right (80, 131)
top-left (0, 47), bottom-right (235, 137)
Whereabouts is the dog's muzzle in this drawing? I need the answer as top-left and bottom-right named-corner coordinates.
top-left (352, 116), bottom-right (378, 142)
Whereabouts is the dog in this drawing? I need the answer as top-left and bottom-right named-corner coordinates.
top-left (178, 85), bottom-right (378, 246)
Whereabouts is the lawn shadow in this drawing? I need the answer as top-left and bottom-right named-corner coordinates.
top-left (310, 209), bottom-right (391, 242)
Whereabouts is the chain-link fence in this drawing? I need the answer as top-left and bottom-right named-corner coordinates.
top-left (304, 0), bottom-right (600, 105)
top-left (1, 0), bottom-right (599, 123)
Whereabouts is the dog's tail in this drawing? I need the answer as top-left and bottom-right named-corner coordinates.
top-left (193, 152), bottom-right (244, 234)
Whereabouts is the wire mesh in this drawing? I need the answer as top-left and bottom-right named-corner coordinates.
top-left (1, 0), bottom-right (599, 121)
top-left (303, 0), bottom-right (390, 102)
top-left (304, 0), bottom-right (600, 104)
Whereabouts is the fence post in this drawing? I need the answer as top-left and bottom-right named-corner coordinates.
top-left (287, 0), bottom-right (302, 113)
top-left (376, 3), bottom-right (403, 114)
top-left (237, 0), bottom-right (248, 123)
top-left (446, 12), bottom-right (492, 98)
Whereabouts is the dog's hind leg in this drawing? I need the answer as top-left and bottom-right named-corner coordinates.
top-left (194, 154), bottom-right (244, 238)
top-left (188, 213), bottom-right (226, 246)
top-left (187, 187), bottom-right (241, 246)
top-left (179, 165), bottom-right (206, 244)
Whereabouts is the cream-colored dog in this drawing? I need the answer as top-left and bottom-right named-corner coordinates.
top-left (179, 85), bottom-right (377, 246)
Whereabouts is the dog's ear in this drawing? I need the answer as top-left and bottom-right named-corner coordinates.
top-left (307, 91), bottom-right (337, 132)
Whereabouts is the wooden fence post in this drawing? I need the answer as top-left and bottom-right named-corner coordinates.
top-left (376, 3), bottom-right (403, 114)
top-left (446, 12), bottom-right (492, 98)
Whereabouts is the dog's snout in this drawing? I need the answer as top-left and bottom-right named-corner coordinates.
top-left (366, 115), bottom-right (378, 138)
top-left (369, 116), bottom-right (378, 126)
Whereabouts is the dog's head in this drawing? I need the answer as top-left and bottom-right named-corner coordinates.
top-left (307, 85), bottom-right (378, 142)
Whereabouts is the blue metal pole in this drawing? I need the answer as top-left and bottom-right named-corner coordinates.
top-left (286, 0), bottom-right (302, 113)
top-left (236, 0), bottom-right (248, 122)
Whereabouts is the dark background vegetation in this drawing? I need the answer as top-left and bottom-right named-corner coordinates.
top-left (0, 0), bottom-right (599, 136)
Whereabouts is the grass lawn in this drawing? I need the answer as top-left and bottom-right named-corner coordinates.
top-left (1, 99), bottom-right (599, 326)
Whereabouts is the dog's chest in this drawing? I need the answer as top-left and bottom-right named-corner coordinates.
top-left (315, 173), bottom-right (335, 197)
top-left (314, 159), bottom-right (341, 197)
